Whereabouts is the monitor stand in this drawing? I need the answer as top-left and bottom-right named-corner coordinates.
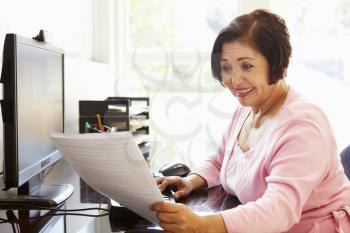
top-left (0, 174), bottom-right (74, 208)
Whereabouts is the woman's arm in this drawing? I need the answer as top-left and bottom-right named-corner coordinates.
top-left (183, 173), bottom-right (208, 191)
top-left (204, 214), bottom-right (227, 233)
top-left (220, 120), bottom-right (332, 233)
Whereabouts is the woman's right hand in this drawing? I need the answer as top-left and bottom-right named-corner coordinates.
top-left (156, 176), bottom-right (194, 200)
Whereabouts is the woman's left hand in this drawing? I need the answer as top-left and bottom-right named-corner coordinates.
top-left (151, 201), bottom-right (207, 233)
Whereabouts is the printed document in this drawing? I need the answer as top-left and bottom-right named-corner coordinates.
top-left (50, 132), bottom-right (163, 224)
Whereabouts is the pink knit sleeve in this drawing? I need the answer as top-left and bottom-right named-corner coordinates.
top-left (220, 119), bottom-right (333, 233)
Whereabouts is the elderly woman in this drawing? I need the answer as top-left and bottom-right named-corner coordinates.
top-left (152, 9), bottom-right (350, 233)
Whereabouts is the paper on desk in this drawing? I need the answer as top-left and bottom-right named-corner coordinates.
top-left (50, 132), bottom-right (163, 224)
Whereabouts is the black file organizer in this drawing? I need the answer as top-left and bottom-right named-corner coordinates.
top-left (105, 96), bottom-right (150, 159)
top-left (79, 99), bottom-right (130, 134)
top-left (78, 97), bottom-right (150, 204)
top-left (105, 97), bottom-right (149, 132)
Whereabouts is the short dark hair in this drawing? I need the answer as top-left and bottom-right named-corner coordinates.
top-left (211, 9), bottom-right (292, 85)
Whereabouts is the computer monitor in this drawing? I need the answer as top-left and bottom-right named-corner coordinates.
top-left (0, 33), bottom-right (73, 207)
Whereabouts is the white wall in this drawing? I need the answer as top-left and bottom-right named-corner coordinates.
top-left (0, 0), bottom-right (116, 173)
top-left (288, 62), bottom-right (350, 152)
top-left (0, 0), bottom-right (94, 59)
top-left (64, 58), bottom-right (115, 133)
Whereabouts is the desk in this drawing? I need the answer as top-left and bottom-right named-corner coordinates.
top-left (0, 160), bottom-right (241, 233)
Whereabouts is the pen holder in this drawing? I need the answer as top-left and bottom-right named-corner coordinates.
top-left (84, 123), bottom-right (116, 133)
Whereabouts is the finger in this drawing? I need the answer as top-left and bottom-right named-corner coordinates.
top-left (157, 212), bottom-right (181, 223)
top-left (159, 177), bottom-right (181, 192)
top-left (150, 201), bottom-right (164, 211)
top-left (151, 202), bottom-right (184, 212)
top-left (155, 176), bottom-right (165, 185)
top-left (159, 221), bottom-right (179, 233)
top-left (173, 190), bottom-right (188, 199)
top-left (156, 178), bottom-right (171, 192)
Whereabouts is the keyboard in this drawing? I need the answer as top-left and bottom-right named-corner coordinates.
top-left (161, 187), bottom-right (176, 203)
top-left (153, 171), bottom-right (176, 203)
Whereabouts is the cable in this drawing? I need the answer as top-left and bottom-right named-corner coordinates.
top-left (21, 212), bottom-right (109, 219)
top-left (5, 210), bottom-right (18, 233)
top-left (15, 221), bottom-right (20, 233)
top-left (0, 202), bottom-right (110, 229)
top-left (0, 203), bottom-right (108, 212)
top-left (0, 209), bottom-right (110, 227)
top-left (11, 222), bottom-right (17, 233)
top-left (0, 211), bottom-right (109, 223)
top-left (21, 206), bottom-right (107, 212)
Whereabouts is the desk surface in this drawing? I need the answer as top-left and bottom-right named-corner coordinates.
top-left (0, 160), bottom-right (240, 233)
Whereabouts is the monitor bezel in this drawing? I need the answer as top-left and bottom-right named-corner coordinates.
top-left (1, 33), bottom-right (65, 189)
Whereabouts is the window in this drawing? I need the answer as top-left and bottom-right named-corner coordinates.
top-left (113, 0), bottom-right (350, 165)
top-left (271, 0), bottom-right (350, 82)
top-left (122, 0), bottom-right (240, 167)
top-left (270, 0), bottom-right (350, 150)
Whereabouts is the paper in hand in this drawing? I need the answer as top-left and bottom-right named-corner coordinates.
top-left (50, 132), bottom-right (163, 224)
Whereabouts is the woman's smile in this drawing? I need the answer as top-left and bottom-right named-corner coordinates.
top-left (233, 87), bottom-right (254, 97)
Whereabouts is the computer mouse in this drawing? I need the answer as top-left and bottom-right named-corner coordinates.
top-left (158, 162), bottom-right (191, 177)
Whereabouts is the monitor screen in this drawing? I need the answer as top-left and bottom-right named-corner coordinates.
top-left (16, 39), bottom-right (63, 185)
top-left (0, 34), bottom-right (72, 206)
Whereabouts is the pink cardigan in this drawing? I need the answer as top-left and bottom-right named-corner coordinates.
top-left (193, 87), bottom-right (350, 233)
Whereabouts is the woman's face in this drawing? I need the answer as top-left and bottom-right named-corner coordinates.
top-left (220, 41), bottom-right (280, 112)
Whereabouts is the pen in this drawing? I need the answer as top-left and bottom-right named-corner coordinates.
top-left (91, 127), bottom-right (104, 133)
top-left (96, 114), bottom-right (104, 132)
